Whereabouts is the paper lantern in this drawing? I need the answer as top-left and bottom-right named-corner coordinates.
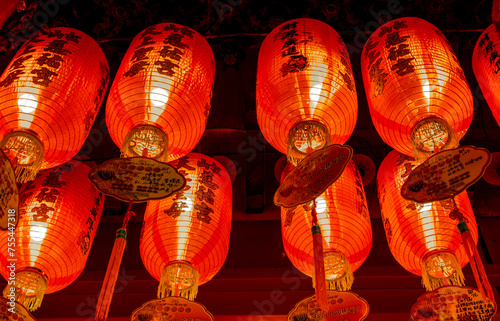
top-left (361, 17), bottom-right (473, 160)
top-left (141, 153), bottom-right (232, 300)
top-left (106, 23), bottom-right (215, 162)
top-left (473, 23), bottom-right (500, 127)
top-left (0, 160), bottom-right (104, 311)
top-left (377, 150), bottom-right (478, 291)
top-left (0, 27), bottom-right (109, 182)
top-left (257, 18), bottom-right (357, 164)
top-left (281, 161), bottom-right (372, 291)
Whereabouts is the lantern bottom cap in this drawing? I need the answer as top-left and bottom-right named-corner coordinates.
top-left (287, 120), bottom-right (331, 165)
top-left (3, 268), bottom-right (48, 312)
top-left (410, 117), bottom-right (458, 162)
top-left (121, 124), bottom-right (168, 161)
top-left (158, 261), bottom-right (199, 301)
top-left (421, 250), bottom-right (465, 291)
top-left (0, 130), bottom-right (44, 183)
top-left (314, 251), bottom-right (354, 292)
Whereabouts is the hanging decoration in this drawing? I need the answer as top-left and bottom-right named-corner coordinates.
top-left (377, 150), bottom-right (478, 292)
top-left (131, 297), bottom-right (214, 321)
top-left (256, 18), bottom-right (358, 165)
top-left (286, 291), bottom-right (369, 321)
top-left (88, 157), bottom-right (186, 202)
top-left (281, 161), bottom-right (372, 293)
top-left (274, 144), bottom-right (353, 208)
top-left (0, 149), bottom-right (18, 230)
top-left (411, 286), bottom-right (496, 321)
top-left (0, 27), bottom-right (109, 183)
top-left (106, 23), bottom-right (215, 163)
top-left (0, 160), bottom-right (104, 311)
top-left (139, 153), bottom-right (232, 302)
top-left (401, 146), bottom-right (491, 203)
top-left (0, 297), bottom-right (35, 321)
top-left (473, 22), bottom-right (500, 128)
top-left (360, 17), bottom-right (473, 161)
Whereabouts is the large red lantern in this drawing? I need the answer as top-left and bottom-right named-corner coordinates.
top-left (473, 23), bottom-right (500, 127)
top-left (140, 153), bottom-right (232, 300)
top-left (361, 17), bottom-right (473, 160)
top-left (106, 23), bottom-right (215, 162)
top-left (257, 18), bottom-right (357, 164)
top-left (0, 28), bottom-right (109, 182)
top-left (0, 160), bottom-right (104, 311)
top-left (281, 161), bottom-right (372, 291)
top-left (377, 150), bottom-right (478, 291)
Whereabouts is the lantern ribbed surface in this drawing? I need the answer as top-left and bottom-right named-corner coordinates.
top-left (473, 24), bottom-right (500, 127)
top-left (257, 18), bottom-right (358, 156)
top-left (106, 23), bottom-right (215, 162)
top-left (0, 160), bottom-right (104, 310)
top-left (361, 17), bottom-right (473, 157)
top-left (281, 161), bottom-right (372, 289)
top-left (0, 27), bottom-right (109, 171)
top-left (141, 153), bottom-right (232, 295)
top-left (377, 150), bottom-right (478, 278)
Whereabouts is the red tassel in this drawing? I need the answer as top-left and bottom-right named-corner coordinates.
top-left (94, 202), bottom-right (135, 321)
top-left (311, 200), bottom-right (328, 312)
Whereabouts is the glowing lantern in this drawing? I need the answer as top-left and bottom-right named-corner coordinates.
top-left (361, 17), bottom-right (473, 160)
top-left (0, 27), bottom-right (109, 182)
top-left (140, 153), bottom-right (232, 300)
top-left (106, 23), bottom-right (215, 162)
top-left (473, 24), bottom-right (500, 127)
top-left (257, 18), bottom-right (357, 164)
top-left (0, 160), bottom-right (104, 311)
top-left (281, 161), bottom-right (372, 291)
top-left (377, 150), bottom-right (478, 290)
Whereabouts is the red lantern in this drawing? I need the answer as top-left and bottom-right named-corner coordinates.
top-left (0, 28), bottom-right (109, 182)
top-left (257, 18), bottom-right (357, 164)
top-left (0, 160), bottom-right (104, 311)
top-left (361, 17), bottom-right (473, 160)
top-left (377, 150), bottom-right (478, 291)
top-left (281, 161), bottom-right (372, 291)
top-left (141, 153), bottom-right (232, 300)
top-left (473, 24), bottom-right (500, 127)
top-left (106, 23), bottom-right (215, 162)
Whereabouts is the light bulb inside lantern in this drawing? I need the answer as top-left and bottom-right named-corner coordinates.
top-left (30, 225), bottom-right (47, 242)
top-left (418, 202), bottom-right (437, 250)
top-left (150, 87), bottom-right (169, 107)
top-left (309, 83), bottom-right (323, 108)
top-left (18, 93), bottom-right (38, 113)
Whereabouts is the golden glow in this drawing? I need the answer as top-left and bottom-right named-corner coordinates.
top-left (418, 202), bottom-right (437, 250)
top-left (29, 225), bottom-right (47, 242)
top-left (18, 89), bottom-right (39, 128)
top-left (148, 81), bottom-right (172, 123)
top-left (175, 197), bottom-right (194, 260)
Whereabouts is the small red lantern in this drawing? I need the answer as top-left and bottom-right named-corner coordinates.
top-left (473, 24), bottom-right (500, 127)
top-left (281, 161), bottom-right (372, 291)
top-left (257, 18), bottom-right (357, 164)
top-left (0, 28), bottom-right (109, 182)
top-left (106, 23), bottom-right (215, 162)
top-left (361, 17), bottom-right (473, 160)
top-left (0, 160), bottom-right (104, 311)
top-left (140, 153), bottom-right (232, 300)
top-left (377, 150), bottom-right (478, 290)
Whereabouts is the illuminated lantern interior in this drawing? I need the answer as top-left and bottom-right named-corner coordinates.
top-left (473, 23), bottom-right (500, 128)
top-left (140, 153), bottom-right (232, 300)
top-left (0, 27), bottom-right (109, 182)
top-left (0, 160), bottom-right (104, 311)
top-left (360, 17), bottom-right (472, 160)
top-left (257, 18), bottom-right (357, 164)
top-left (377, 150), bottom-right (478, 291)
top-left (106, 23), bottom-right (215, 162)
top-left (281, 161), bottom-right (372, 291)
